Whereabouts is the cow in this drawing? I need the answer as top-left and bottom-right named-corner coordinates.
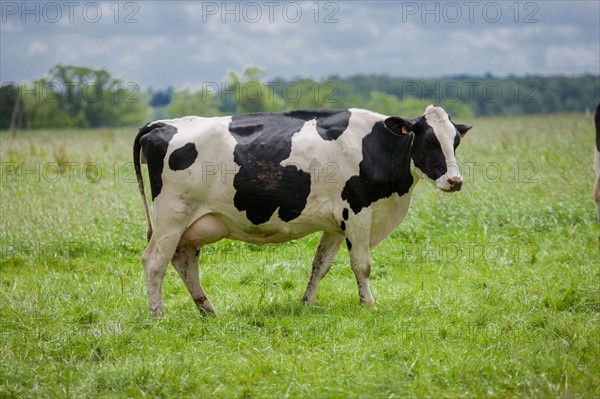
top-left (133, 105), bottom-right (472, 317)
top-left (594, 103), bottom-right (600, 226)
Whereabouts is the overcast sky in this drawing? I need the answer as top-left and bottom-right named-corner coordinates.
top-left (1, 1), bottom-right (599, 89)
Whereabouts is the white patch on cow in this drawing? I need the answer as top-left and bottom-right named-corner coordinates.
top-left (423, 105), bottom-right (461, 191)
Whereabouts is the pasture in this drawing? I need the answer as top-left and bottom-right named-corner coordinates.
top-left (1, 113), bottom-right (598, 398)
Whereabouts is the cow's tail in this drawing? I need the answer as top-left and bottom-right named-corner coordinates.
top-left (133, 124), bottom-right (153, 242)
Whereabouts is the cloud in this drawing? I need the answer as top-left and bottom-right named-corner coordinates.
top-left (28, 41), bottom-right (49, 56)
top-left (545, 45), bottom-right (600, 73)
top-left (1, 1), bottom-right (598, 88)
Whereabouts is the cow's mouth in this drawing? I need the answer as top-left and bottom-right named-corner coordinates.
top-left (444, 184), bottom-right (462, 192)
top-left (439, 177), bottom-right (463, 192)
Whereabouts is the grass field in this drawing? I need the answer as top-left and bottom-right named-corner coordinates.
top-left (1, 113), bottom-right (599, 398)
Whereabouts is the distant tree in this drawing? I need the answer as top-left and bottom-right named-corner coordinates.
top-left (23, 78), bottom-right (89, 128)
top-left (225, 67), bottom-right (284, 113)
top-left (0, 83), bottom-right (24, 130)
top-left (166, 88), bottom-right (222, 117)
top-left (365, 91), bottom-right (405, 115)
top-left (268, 78), bottom-right (345, 110)
top-left (320, 74), bottom-right (599, 116)
top-left (397, 97), bottom-right (435, 117)
top-left (319, 78), bottom-right (366, 109)
top-left (440, 100), bottom-right (474, 119)
top-left (160, 71), bottom-right (599, 118)
top-left (149, 87), bottom-right (173, 107)
top-left (23, 64), bottom-right (150, 128)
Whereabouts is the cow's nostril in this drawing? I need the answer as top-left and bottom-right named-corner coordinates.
top-left (448, 177), bottom-right (463, 191)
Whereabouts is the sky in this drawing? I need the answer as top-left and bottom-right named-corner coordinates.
top-left (1, 1), bottom-right (599, 89)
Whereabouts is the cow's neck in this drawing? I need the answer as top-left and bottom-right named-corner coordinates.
top-left (382, 130), bottom-right (415, 196)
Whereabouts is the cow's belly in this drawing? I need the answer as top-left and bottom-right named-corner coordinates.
top-left (180, 210), bottom-right (334, 247)
top-left (226, 222), bottom-right (320, 244)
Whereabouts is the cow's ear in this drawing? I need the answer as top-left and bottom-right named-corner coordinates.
top-left (384, 116), bottom-right (414, 135)
top-left (454, 123), bottom-right (472, 138)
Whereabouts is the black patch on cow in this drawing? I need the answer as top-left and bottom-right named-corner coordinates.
top-left (410, 116), bottom-right (449, 182)
top-left (342, 208), bottom-right (349, 220)
top-left (340, 221), bottom-right (346, 231)
top-left (341, 121), bottom-right (414, 214)
top-left (453, 131), bottom-right (461, 150)
top-left (139, 123), bottom-right (177, 200)
top-left (228, 110), bottom-right (351, 225)
top-left (169, 142), bottom-right (197, 171)
top-left (346, 238), bottom-right (352, 251)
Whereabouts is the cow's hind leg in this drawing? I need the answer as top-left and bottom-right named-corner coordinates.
top-left (141, 195), bottom-right (197, 317)
top-left (142, 230), bottom-right (185, 318)
top-left (301, 232), bottom-right (344, 303)
top-left (171, 245), bottom-right (217, 315)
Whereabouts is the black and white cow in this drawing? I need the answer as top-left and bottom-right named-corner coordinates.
top-left (133, 105), bottom-right (472, 317)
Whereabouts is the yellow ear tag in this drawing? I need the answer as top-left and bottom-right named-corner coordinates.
top-left (401, 126), bottom-right (409, 135)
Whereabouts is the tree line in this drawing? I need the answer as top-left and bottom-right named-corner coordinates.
top-left (1, 65), bottom-right (150, 130)
top-left (1, 65), bottom-right (598, 130)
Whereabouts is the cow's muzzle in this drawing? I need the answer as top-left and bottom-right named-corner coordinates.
top-left (447, 176), bottom-right (463, 192)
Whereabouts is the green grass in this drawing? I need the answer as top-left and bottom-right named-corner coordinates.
top-left (1, 114), bottom-right (599, 398)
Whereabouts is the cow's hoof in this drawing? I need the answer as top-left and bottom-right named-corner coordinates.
top-left (149, 308), bottom-right (165, 319)
top-left (195, 295), bottom-right (217, 316)
top-left (360, 299), bottom-right (376, 308)
top-left (199, 304), bottom-right (217, 316)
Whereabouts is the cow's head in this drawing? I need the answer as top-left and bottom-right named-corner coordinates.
top-left (385, 105), bottom-right (472, 192)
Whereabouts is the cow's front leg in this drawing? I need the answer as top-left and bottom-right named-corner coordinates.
top-left (171, 245), bottom-right (216, 315)
top-left (302, 232), bottom-right (344, 303)
top-left (346, 229), bottom-right (375, 305)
